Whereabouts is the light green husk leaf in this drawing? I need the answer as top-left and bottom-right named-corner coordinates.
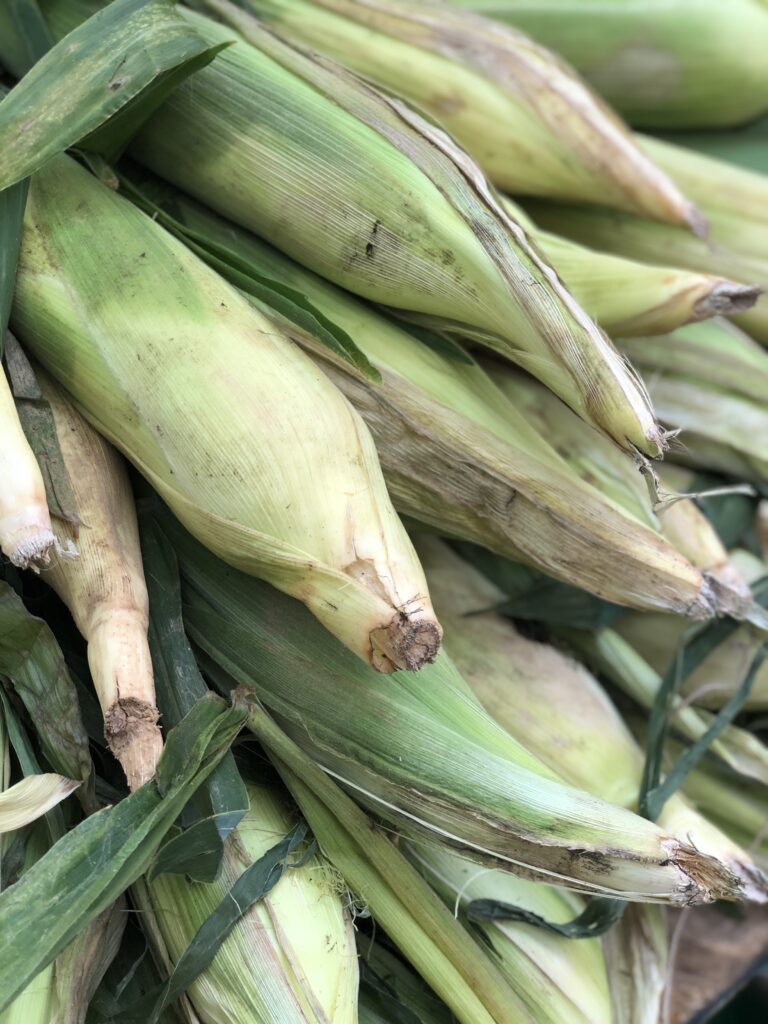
top-left (135, 778), bottom-right (359, 1024)
top-left (11, 153), bottom-right (441, 673)
top-left (447, 0), bottom-right (768, 129)
top-left (227, 0), bottom-right (700, 227)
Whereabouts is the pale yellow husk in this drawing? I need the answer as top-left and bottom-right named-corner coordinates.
top-left (11, 153), bottom-right (440, 673)
top-left (0, 360), bottom-right (56, 569)
top-left (233, 0), bottom-right (700, 227)
top-left (37, 370), bottom-right (163, 789)
top-left (136, 779), bottom-right (359, 1024)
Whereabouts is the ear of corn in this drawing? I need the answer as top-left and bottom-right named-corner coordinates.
top-left (414, 535), bottom-right (768, 902)
top-left (523, 198), bottom-right (768, 345)
top-left (618, 320), bottom-right (768, 408)
top-left (11, 153), bottom-right (441, 673)
top-left (135, 778), bottom-right (359, 1024)
top-left (35, 369), bottom-right (163, 790)
top-left (447, 0), bottom-right (768, 129)
top-left (168, 509), bottom-right (744, 904)
top-left (222, 0), bottom-right (700, 228)
top-left (0, 358), bottom-right (56, 570)
top-left (134, 181), bottom-right (725, 619)
top-left (41, 0), bottom-right (669, 456)
top-left (566, 628), bottom-right (768, 784)
top-left (405, 839), bottom-right (613, 1024)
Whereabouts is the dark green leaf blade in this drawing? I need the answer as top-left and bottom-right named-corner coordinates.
top-left (139, 505), bottom-right (248, 882)
top-left (0, 0), bottom-right (52, 78)
top-left (0, 183), bottom-right (28, 360)
top-left (0, 693), bottom-right (245, 1012)
top-left (0, 0), bottom-right (230, 189)
top-left (0, 582), bottom-right (93, 792)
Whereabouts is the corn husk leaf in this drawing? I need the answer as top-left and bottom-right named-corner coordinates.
top-left (0, 774), bottom-right (78, 834)
top-left (449, 0), bottom-right (768, 129)
top-left (0, 0), bottom-right (229, 188)
top-left (602, 903), bottom-right (668, 1024)
top-left (0, 581), bottom-right (93, 796)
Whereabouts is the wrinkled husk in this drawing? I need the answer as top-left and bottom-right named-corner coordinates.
top-left (232, 0), bottom-right (700, 227)
top-left (448, 0), bottom-right (768, 129)
top-left (135, 779), bottom-right (359, 1024)
top-left (40, 0), bottom-right (667, 455)
top-left (38, 370), bottom-right (162, 789)
top-left (602, 904), bottom-right (668, 1024)
top-left (415, 536), bottom-right (768, 903)
top-left (11, 153), bottom-right (440, 673)
top-left (134, 183), bottom-right (725, 620)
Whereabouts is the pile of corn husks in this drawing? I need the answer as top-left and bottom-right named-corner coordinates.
top-left (0, 1), bottom-right (766, 1021)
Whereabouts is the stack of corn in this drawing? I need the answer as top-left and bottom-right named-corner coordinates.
top-left (0, 0), bottom-right (767, 1019)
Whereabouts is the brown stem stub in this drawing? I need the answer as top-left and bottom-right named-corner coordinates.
top-left (669, 839), bottom-right (742, 906)
top-left (370, 613), bottom-right (443, 673)
top-left (694, 282), bottom-right (761, 319)
top-left (104, 697), bottom-right (163, 791)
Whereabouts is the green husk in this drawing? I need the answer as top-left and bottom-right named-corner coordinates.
top-left (566, 628), bottom-right (768, 784)
top-left (229, 0), bottom-right (700, 228)
top-left (40, 0), bottom-right (668, 456)
top-left (415, 536), bottom-right (768, 902)
top-left (247, 705), bottom-right (528, 1024)
top-left (448, 0), bottom-right (768, 129)
top-left (11, 152), bottom-right (442, 673)
top-left (618, 319), bottom-right (768, 408)
top-left (128, 180), bottom-right (724, 619)
top-left (135, 778), bottom-right (359, 1024)
top-left (164, 507), bottom-right (744, 903)
top-left (523, 197), bottom-right (768, 346)
top-left (405, 840), bottom-right (613, 1024)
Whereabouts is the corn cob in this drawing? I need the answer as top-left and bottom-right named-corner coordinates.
top-left (169, 510), bottom-right (743, 904)
top-left (35, 370), bottom-right (162, 790)
top-left (225, 0), bottom-right (700, 229)
top-left (405, 840), bottom-right (613, 1024)
top-left (523, 198), bottom-right (768, 345)
top-left (447, 0), bottom-right (768, 129)
top-left (41, 0), bottom-right (667, 456)
top-left (415, 535), bottom-right (768, 901)
top-left (11, 154), bottom-right (440, 674)
top-left (618, 319), bottom-right (768, 408)
top-left (135, 778), bottom-right (359, 1024)
top-left (136, 183), bottom-right (725, 618)
top-left (0, 358), bottom-right (56, 570)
